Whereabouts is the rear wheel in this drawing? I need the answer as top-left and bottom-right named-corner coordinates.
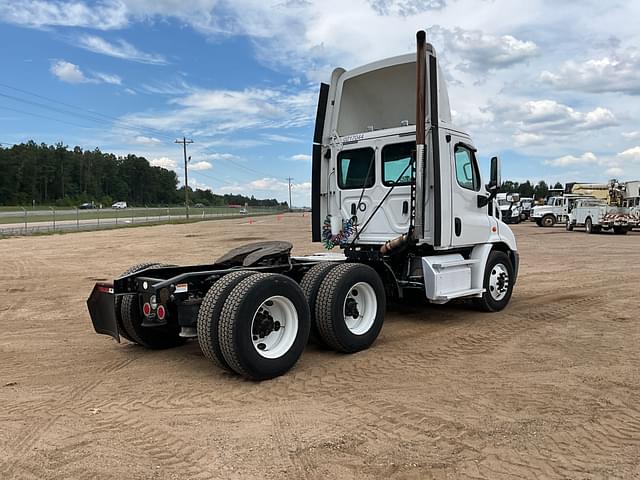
top-left (121, 294), bottom-right (185, 349)
top-left (474, 251), bottom-right (514, 312)
top-left (299, 262), bottom-right (341, 345)
top-left (541, 215), bottom-right (555, 227)
top-left (315, 263), bottom-right (386, 353)
top-left (197, 270), bottom-right (256, 370)
top-left (218, 273), bottom-right (310, 380)
top-left (586, 217), bottom-right (594, 234)
top-left (116, 262), bottom-right (170, 342)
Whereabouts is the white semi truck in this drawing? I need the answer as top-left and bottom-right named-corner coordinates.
top-left (496, 193), bottom-right (522, 224)
top-left (87, 32), bottom-right (518, 380)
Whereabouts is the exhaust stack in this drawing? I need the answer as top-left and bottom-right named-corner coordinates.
top-left (413, 30), bottom-right (427, 241)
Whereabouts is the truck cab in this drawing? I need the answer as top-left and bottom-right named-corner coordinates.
top-left (311, 36), bottom-right (518, 307)
top-left (497, 193), bottom-right (522, 224)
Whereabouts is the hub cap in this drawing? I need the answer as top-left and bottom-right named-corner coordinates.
top-left (343, 282), bottom-right (377, 335)
top-left (251, 296), bottom-right (298, 359)
top-left (489, 263), bottom-right (509, 301)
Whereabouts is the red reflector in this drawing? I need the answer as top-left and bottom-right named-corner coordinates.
top-left (157, 305), bottom-right (166, 320)
top-left (97, 286), bottom-right (112, 293)
top-left (143, 303), bottom-right (151, 316)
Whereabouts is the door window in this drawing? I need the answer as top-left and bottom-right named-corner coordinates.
top-left (454, 145), bottom-right (479, 191)
top-left (382, 142), bottom-right (414, 186)
top-left (337, 147), bottom-right (375, 189)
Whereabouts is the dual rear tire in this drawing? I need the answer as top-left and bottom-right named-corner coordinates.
top-left (197, 263), bottom-right (386, 379)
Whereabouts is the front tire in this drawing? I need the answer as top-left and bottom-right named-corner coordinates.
top-left (566, 219), bottom-right (574, 231)
top-left (218, 273), bottom-right (310, 380)
top-left (541, 215), bottom-right (555, 227)
top-left (613, 226), bottom-right (629, 235)
top-left (474, 251), bottom-right (515, 312)
top-left (315, 263), bottom-right (386, 353)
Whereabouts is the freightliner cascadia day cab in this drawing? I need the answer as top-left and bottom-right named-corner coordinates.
top-left (87, 32), bottom-right (518, 380)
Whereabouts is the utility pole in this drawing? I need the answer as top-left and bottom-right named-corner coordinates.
top-left (286, 176), bottom-right (293, 211)
top-left (175, 137), bottom-right (194, 220)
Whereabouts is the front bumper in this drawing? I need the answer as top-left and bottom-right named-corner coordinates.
top-left (86, 283), bottom-right (120, 342)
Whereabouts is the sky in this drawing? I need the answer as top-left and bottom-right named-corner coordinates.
top-left (0, 0), bottom-right (639, 206)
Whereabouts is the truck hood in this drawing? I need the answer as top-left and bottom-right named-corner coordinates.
top-left (532, 205), bottom-right (553, 216)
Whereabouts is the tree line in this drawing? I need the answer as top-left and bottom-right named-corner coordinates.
top-left (498, 180), bottom-right (564, 200)
top-left (0, 141), bottom-right (287, 208)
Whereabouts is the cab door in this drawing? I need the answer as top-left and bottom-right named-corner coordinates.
top-left (448, 137), bottom-right (492, 247)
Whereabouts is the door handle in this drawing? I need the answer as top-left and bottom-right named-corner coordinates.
top-left (351, 203), bottom-right (356, 216)
top-left (455, 217), bottom-right (462, 236)
top-left (402, 201), bottom-right (408, 215)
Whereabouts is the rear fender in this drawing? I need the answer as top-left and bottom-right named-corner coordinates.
top-left (87, 283), bottom-right (120, 342)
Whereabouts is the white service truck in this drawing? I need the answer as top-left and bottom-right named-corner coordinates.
top-left (87, 32), bottom-right (519, 380)
top-left (567, 197), bottom-right (638, 234)
top-left (531, 194), bottom-right (589, 227)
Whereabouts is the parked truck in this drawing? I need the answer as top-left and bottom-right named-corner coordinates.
top-left (496, 193), bottom-right (522, 224)
top-left (531, 194), bottom-right (591, 227)
top-left (87, 32), bottom-right (519, 380)
top-left (567, 179), bottom-right (639, 233)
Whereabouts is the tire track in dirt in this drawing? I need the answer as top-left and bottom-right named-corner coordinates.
top-left (0, 355), bottom-right (141, 478)
top-left (270, 410), bottom-right (316, 479)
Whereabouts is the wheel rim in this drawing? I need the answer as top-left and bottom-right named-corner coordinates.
top-left (489, 263), bottom-right (510, 301)
top-left (250, 296), bottom-right (298, 359)
top-left (543, 217), bottom-right (553, 227)
top-left (343, 282), bottom-right (377, 335)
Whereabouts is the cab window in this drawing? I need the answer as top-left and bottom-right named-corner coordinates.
top-left (337, 147), bottom-right (375, 189)
top-left (382, 142), bottom-right (414, 186)
top-left (454, 145), bottom-right (479, 191)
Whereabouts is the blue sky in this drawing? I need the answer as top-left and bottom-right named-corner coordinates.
top-left (1, 0), bottom-right (640, 206)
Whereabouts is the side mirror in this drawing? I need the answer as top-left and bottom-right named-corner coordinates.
top-left (486, 156), bottom-right (501, 200)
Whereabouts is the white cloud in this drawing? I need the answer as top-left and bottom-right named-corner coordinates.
top-left (92, 71), bottom-right (122, 85)
top-left (150, 157), bottom-right (178, 170)
top-left (544, 152), bottom-right (598, 167)
top-left (541, 49), bottom-right (640, 95)
top-left (190, 160), bottom-right (212, 170)
top-left (606, 166), bottom-right (623, 176)
top-left (50, 59), bottom-right (122, 85)
top-left (263, 133), bottom-right (304, 143)
top-left (435, 27), bottom-right (539, 71)
top-left (513, 132), bottom-right (543, 146)
top-left (622, 131), bottom-right (640, 140)
top-left (123, 86), bottom-right (316, 133)
top-left (368, 0), bottom-right (447, 16)
top-left (617, 146), bottom-right (640, 162)
top-left (0, 0), bottom-right (128, 30)
top-left (290, 154), bottom-right (311, 161)
top-left (50, 60), bottom-right (86, 83)
top-left (491, 99), bottom-right (618, 139)
top-left (77, 35), bottom-right (168, 65)
top-left (134, 135), bottom-right (162, 145)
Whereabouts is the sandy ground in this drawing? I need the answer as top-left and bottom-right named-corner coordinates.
top-left (0, 214), bottom-right (639, 480)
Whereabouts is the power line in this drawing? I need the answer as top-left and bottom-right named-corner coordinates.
top-left (0, 82), bottom-right (175, 141)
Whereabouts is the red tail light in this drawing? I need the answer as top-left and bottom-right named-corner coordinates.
top-left (157, 305), bottom-right (166, 320)
top-left (142, 302), bottom-right (151, 316)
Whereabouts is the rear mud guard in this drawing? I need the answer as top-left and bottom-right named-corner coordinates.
top-left (87, 283), bottom-right (120, 342)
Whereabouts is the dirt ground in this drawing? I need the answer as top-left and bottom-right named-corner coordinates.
top-left (0, 214), bottom-right (639, 480)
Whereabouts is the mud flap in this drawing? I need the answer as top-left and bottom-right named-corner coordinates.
top-left (87, 283), bottom-right (120, 342)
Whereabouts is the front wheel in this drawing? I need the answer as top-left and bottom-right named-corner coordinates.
top-left (218, 273), bottom-right (310, 380)
top-left (566, 219), bottom-right (574, 231)
top-left (315, 263), bottom-right (386, 353)
top-left (541, 215), bottom-right (555, 227)
top-left (474, 251), bottom-right (515, 312)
